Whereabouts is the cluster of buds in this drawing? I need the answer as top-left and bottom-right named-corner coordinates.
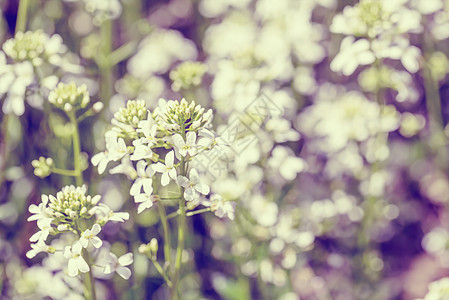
top-left (113, 99), bottom-right (148, 128)
top-left (153, 98), bottom-right (213, 134)
top-left (92, 97), bottom-right (234, 219)
top-left (48, 82), bottom-right (90, 113)
top-left (138, 238), bottom-right (159, 259)
top-left (27, 185), bottom-right (129, 266)
top-left (31, 156), bottom-right (54, 178)
top-left (169, 61), bottom-right (207, 91)
top-left (2, 30), bottom-right (67, 67)
top-left (47, 185), bottom-right (100, 224)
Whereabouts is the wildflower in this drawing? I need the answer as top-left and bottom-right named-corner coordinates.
top-left (0, 59), bottom-right (34, 116)
top-left (28, 195), bottom-right (53, 222)
top-left (64, 241), bottom-right (89, 277)
top-left (31, 157), bottom-right (54, 178)
top-left (169, 61), bottom-right (207, 91)
top-left (2, 30), bottom-right (67, 66)
top-left (29, 218), bottom-right (54, 242)
top-left (330, 37), bottom-right (375, 76)
top-left (130, 161), bottom-right (154, 196)
top-left (210, 194), bottom-right (235, 220)
top-left (27, 240), bottom-right (55, 259)
top-left (103, 252), bottom-right (133, 280)
top-left (113, 99), bottom-right (147, 128)
top-left (268, 146), bottom-right (306, 180)
top-left (134, 193), bottom-right (156, 214)
top-left (48, 185), bottom-right (101, 223)
top-left (48, 82), bottom-right (90, 112)
top-left (173, 132), bottom-right (198, 157)
top-left (91, 203), bottom-right (130, 224)
top-left (79, 224), bottom-right (102, 249)
top-left (153, 151), bottom-right (177, 186)
top-left (418, 277), bottom-right (449, 300)
top-left (177, 168), bottom-right (210, 201)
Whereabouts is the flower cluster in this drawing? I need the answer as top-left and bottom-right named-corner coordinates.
top-left (2, 30), bottom-right (67, 67)
top-left (0, 30), bottom-right (82, 116)
top-left (27, 185), bottom-right (131, 278)
top-left (418, 277), bottom-right (449, 300)
top-left (48, 82), bottom-right (90, 113)
top-left (169, 61), bottom-right (208, 91)
top-left (31, 157), bottom-right (54, 178)
top-left (93, 98), bottom-right (234, 218)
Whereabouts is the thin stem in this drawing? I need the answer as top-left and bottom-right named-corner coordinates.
top-left (151, 259), bottom-right (173, 287)
top-left (51, 168), bottom-right (78, 177)
top-left (170, 127), bottom-right (188, 300)
top-left (99, 20), bottom-right (113, 105)
top-left (15, 0), bottom-right (30, 33)
top-left (171, 198), bottom-right (185, 300)
top-left (69, 112), bottom-right (83, 186)
top-left (82, 249), bottom-right (98, 300)
top-left (109, 41), bottom-right (137, 66)
top-left (186, 208), bottom-right (211, 217)
top-left (157, 202), bottom-right (172, 266)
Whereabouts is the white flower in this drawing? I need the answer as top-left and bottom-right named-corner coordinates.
top-left (130, 138), bottom-right (155, 161)
top-left (153, 151), bottom-right (177, 186)
top-left (90, 203), bottom-right (130, 223)
top-left (173, 131), bottom-right (197, 157)
top-left (104, 252), bottom-right (133, 280)
top-left (177, 168), bottom-right (210, 201)
top-left (130, 161), bottom-right (154, 196)
top-left (134, 193), bottom-right (155, 214)
top-left (419, 277), bottom-right (449, 300)
top-left (27, 239), bottom-right (51, 259)
top-left (109, 156), bottom-right (137, 179)
top-left (79, 224), bottom-right (103, 249)
top-left (268, 146), bottom-right (306, 180)
top-left (28, 195), bottom-right (53, 221)
top-left (106, 137), bottom-right (128, 161)
top-left (330, 37), bottom-right (375, 76)
top-left (91, 152), bottom-right (109, 174)
top-left (209, 194), bottom-right (235, 220)
top-left (64, 241), bottom-right (90, 277)
top-left (1, 61), bottom-right (34, 116)
top-left (30, 217), bottom-right (53, 242)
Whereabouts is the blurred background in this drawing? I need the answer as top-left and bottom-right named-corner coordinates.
top-left (1, 0), bottom-right (449, 299)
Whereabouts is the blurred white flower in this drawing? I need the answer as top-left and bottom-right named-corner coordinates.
top-left (331, 37), bottom-right (375, 76)
top-left (268, 146), bottom-right (306, 180)
top-left (104, 252), bottom-right (133, 280)
top-left (418, 277), bottom-right (449, 300)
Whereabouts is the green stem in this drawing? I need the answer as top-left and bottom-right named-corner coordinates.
top-left (15, 0), bottom-right (30, 33)
top-left (99, 20), bottom-right (113, 105)
top-left (171, 198), bottom-right (185, 300)
top-left (51, 168), bottom-right (78, 177)
top-left (109, 41), bottom-right (137, 66)
top-left (69, 112), bottom-right (83, 186)
top-left (82, 249), bottom-right (97, 300)
top-left (186, 208), bottom-right (211, 217)
top-left (151, 259), bottom-right (173, 287)
top-left (170, 128), bottom-right (188, 300)
top-left (157, 202), bottom-right (172, 266)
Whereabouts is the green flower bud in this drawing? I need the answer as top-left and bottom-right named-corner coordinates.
top-left (31, 156), bottom-right (54, 178)
top-left (48, 82), bottom-right (90, 112)
top-left (114, 100), bottom-right (148, 128)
